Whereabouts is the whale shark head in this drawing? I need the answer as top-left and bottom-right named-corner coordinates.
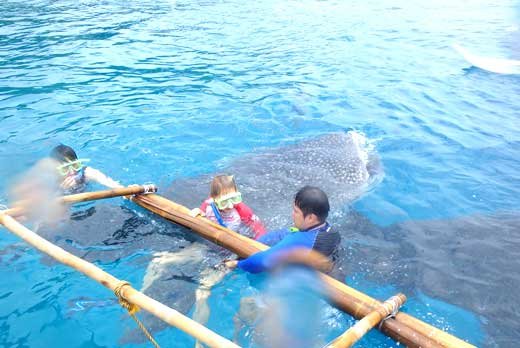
top-left (167, 131), bottom-right (382, 228)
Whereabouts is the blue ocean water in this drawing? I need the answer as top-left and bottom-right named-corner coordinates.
top-left (0, 0), bottom-right (519, 347)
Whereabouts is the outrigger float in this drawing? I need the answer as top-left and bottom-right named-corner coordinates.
top-left (0, 185), bottom-right (477, 348)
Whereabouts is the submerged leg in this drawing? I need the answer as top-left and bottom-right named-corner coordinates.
top-left (193, 266), bottom-right (230, 348)
top-left (232, 297), bottom-right (263, 344)
top-left (141, 243), bottom-right (208, 293)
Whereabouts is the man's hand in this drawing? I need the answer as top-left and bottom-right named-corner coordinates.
top-left (224, 260), bottom-right (238, 269)
top-left (60, 176), bottom-right (77, 189)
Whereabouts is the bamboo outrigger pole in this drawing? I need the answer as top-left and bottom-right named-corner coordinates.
top-left (0, 212), bottom-right (239, 348)
top-left (3, 185), bottom-right (157, 218)
top-left (130, 193), bottom-right (476, 348)
top-left (325, 293), bottom-right (407, 348)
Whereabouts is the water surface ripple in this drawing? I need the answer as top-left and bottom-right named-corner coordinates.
top-left (0, 0), bottom-right (519, 347)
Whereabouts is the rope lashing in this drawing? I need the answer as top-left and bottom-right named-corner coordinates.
top-left (378, 295), bottom-right (402, 330)
top-left (126, 184), bottom-right (157, 199)
top-left (142, 184), bottom-right (156, 194)
top-left (114, 281), bottom-right (160, 348)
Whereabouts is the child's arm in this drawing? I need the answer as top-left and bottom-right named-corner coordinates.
top-left (84, 167), bottom-right (123, 189)
top-left (199, 199), bottom-right (210, 212)
top-left (190, 199), bottom-right (212, 217)
top-left (234, 202), bottom-right (267, 239)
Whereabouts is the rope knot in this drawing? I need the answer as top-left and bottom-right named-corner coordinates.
top-left (114, 281), bottom-right (140, 315)
top-left (378, 295), bottom-right (403, 330)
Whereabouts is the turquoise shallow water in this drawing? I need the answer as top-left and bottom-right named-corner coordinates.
top-left (1, 0), bottom-right (519, 347)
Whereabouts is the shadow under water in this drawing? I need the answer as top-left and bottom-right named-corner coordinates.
top-left (337, 209), bottom-right (520, 347)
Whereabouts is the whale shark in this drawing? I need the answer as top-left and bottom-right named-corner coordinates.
top-left (33, 131), bottom-right (380, 342)
top-left (29, 206), bottom-right (517, 346)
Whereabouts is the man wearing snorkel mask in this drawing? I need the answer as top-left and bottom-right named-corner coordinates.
top-left (51, 144), bottom-right (122, 193)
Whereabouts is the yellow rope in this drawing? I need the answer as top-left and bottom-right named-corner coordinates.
top-left (114, 281), bottom-right (160, 348)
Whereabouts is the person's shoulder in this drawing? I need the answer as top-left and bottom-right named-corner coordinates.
top-left (83, 166), bottom-right (100, 178)
top-left (235, 201), bottom-right (252, 211)
top-left (313, 222), bottom-right (340, 257)
top-left (200, 197), bottom-right (212, 209)
top-left (319, 222), bottom-right (340, 240)
top-left (325, 223), bottom-right (340, 237)
top-left (234, 202), bottom-right (254, 217)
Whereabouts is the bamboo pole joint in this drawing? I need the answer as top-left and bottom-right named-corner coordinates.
top-left (113, 280), bottom-right (160, 348)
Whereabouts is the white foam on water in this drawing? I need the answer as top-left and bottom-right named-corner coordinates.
top-left (452, 43), bottom-right (520, 75)
top-left (348, 130), bottom-right (369, 172)
top-left (346, 130), bottom-right (382, 190)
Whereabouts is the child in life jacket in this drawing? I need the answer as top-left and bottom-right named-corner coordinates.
top-left (192, 174), bottom-right (266, 240)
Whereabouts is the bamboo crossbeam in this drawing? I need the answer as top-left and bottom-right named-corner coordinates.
top-left (132, 193), bottom-right (475, 348)
top-left (325, 293), bottom-right (407, 348)
top-left (61, 184), bottom-right (157, 204)
top-left (2, 185), bottom-right (157, 218)
top-left (321, 276), bottom-right (468, 348)
top-left (0, 213), bottom-right (239, 348)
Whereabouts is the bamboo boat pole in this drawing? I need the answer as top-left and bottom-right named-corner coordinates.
top-left (131, 193), bottom-right (475, 348)
top-left (321, 275), bottom-right (471, 348)
top-left (325, 294), bottom-right (407, 348)
top-left (0, 213), bottom-right (239, 348)
top-left (0, 188), bottom-right (472, 347)
top-left (61, 184), bottom-right (157, 204)
top-left (132, 194), bottom-right (267, 256)
top-left (320, 279), bottom-right (439, 347)
top-left (2, 185), bottom-right (158, 218)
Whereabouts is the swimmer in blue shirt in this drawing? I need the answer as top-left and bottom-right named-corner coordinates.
top-left (225, 186), bottom-right (340, 273)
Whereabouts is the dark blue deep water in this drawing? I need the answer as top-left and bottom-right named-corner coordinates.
top-left (1, 1), bottom-right (519, 347)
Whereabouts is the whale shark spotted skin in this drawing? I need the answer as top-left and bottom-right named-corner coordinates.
top-left (166, 131), bottom-right (381, 228)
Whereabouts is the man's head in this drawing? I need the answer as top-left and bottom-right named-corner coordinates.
top-left (50, 144), bottom-right (88, 179)
top-left (50, 144), bottom-right (78, 163)
top-left (292, 186), bottom-right (329, 230)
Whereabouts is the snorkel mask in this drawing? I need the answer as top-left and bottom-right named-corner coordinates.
top-left (56, 158), bottom-right (90, 176)
top-left (214, 191), bottom-right (242, 210)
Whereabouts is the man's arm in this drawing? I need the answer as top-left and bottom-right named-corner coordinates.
top-left (234, 232), bottom-right (315, 273)
top-left (84, 167), bottom-right (122, 189)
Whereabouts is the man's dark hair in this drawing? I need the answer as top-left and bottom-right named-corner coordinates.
top-left (294, 186), bottom-right (330, 222)
top-left (50, 144), bottom-right (78, 162)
